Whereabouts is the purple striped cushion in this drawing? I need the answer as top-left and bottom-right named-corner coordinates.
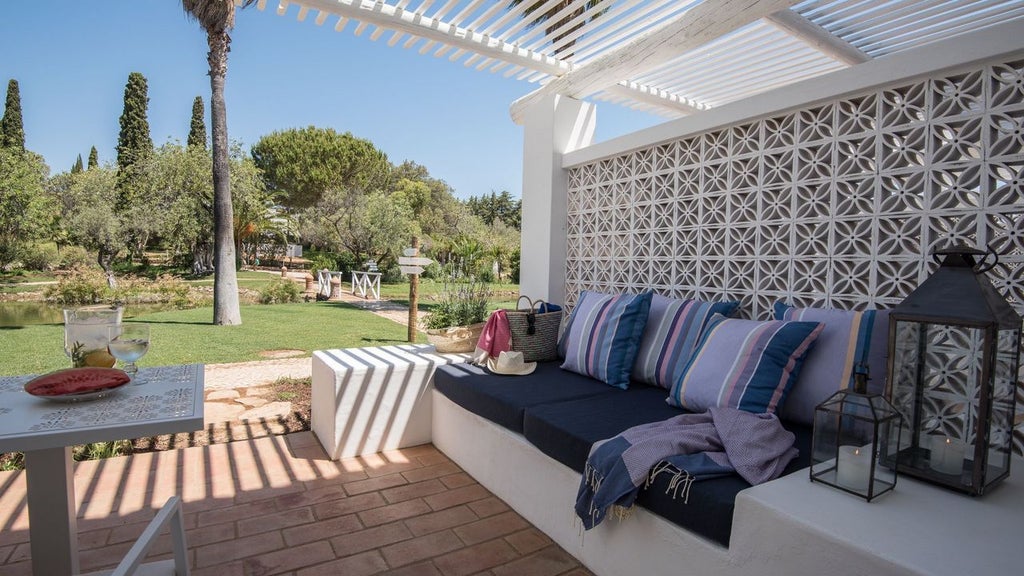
top-left (667, 315), bottom-right (824, 414)
top-left (774, 302), bottom-right (890, 426)
top-left (559, 291), bottom-right (653, 389)
top-left (632, 295), bottom-right (740, 389)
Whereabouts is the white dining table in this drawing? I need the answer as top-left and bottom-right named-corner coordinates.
top-left (0, 364), bottom-right (204, 576)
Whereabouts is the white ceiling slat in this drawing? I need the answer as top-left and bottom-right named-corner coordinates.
top-left (418, 40), bottom-right (437, 55)
top-left (449, 0), bottom-right (488, 28)
top-left (314, 10), bottom-right (328, 26)
top-left (490, 61), bottom-right (509, 74)
top-left (428, 0), bottom-right (461, 21)
top-left (370, 25), bottom-right (388, 41)
top-left (296, 5), bottom-right (309, 22)
top-left (516, 0), bottom-right (595, 48)
top-left (276, 0), bottom-right (288, 16)
top-left (354, 21), bottom-right (370, 37)
top-left (521, 0), bottom-right (650, 54)
top-left (388, 31), bottom-right (406, 46)
top-left (566, 1), bottom-right (689, 64)
top-left (510, 0), bottom-right (803, 124)
top-left (334, 16), bottom-right (348, 33)
top-left (606, 82), bottom-right (704, 115)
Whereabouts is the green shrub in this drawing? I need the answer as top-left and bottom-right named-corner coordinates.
top-left (259, 278), bottom-right (301, 304)
top-left (307, 253), bottom-right (335, 273)
top-left (59, 246), bottom-right (94, 270)
top-left (44, 267), bottom-right (109, 304)
top-left (21, 243), bottom-right (59, 271)
top-left (44, 268), bottom-right (195, 307)
top-left (424, 259), bottom-right (490, 329)
top-left (152, 274), bottom-right (191, 307)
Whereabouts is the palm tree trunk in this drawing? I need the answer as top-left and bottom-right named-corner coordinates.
top-left (208, 30), bottom-right (242, 325)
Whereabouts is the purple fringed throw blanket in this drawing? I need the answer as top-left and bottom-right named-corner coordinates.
top-left (575, 407), bottom-right (798, 529)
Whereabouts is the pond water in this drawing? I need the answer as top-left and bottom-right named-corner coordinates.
top-left (0, 302), bottom-right (179, 327)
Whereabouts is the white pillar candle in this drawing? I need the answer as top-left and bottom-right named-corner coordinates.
top-left (836, 444), bottom-right (873, 492)
top-left (929, 436), bottom-right (966, 475)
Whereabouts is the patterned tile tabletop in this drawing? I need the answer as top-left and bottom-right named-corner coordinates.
top-left (0, 364), bottom-right (204, 453)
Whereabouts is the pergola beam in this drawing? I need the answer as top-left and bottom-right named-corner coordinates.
top-left (765, 9), bottom-right (872, 66)
top-left (509, 0), bottom-right (802, 124)
top-left (271, 0), bottom-right (569, 76)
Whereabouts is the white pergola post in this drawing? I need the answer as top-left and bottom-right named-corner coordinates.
top-left (519, 94), bottom-right (595, 304)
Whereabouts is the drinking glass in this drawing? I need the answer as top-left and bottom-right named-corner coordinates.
top-left (108, 323), bottom-right (150, 375)
top-left (64, 306), bottom-right (122, 367)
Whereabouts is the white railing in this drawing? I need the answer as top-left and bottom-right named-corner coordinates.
top-left (316, 269), bottom-right (343, 299)
top-left (351, 271), bottom-right (382, 300)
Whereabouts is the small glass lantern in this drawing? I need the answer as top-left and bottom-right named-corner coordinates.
top-left (811, 364), bottom-right (902, 501)
top-left (886, 245), bottom-right (1022, 496)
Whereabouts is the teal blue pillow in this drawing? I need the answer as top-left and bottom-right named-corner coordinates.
top-left (667, 314), bottom-right (824, 414)
top-left (559, 291), bottom-right (653, 389)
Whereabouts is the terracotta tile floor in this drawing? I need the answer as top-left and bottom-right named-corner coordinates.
top-left (0, 433), bottom-right (593, 576)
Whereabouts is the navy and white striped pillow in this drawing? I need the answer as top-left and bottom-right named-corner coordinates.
top-left (631, 294), bottom-right (740, 389)
top-left (559, 291), bottom-right (653, 389)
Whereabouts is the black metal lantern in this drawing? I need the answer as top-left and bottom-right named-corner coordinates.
top-left (886, 245), bottom-right (1022, 496)
top-left (811, 364), bottom-right (902, 501)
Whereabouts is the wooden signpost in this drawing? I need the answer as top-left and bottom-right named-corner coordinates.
top-left (399, 236), bottom-right (432, 343)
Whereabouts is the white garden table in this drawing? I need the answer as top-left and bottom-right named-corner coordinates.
top-left (0, 364), bottom-right (204, 576)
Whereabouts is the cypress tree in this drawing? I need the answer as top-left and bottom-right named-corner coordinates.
top-left (115, 72), bottom-right (153, 208)
top-left (1, 79), bottom-right (25, 151)
top-left (187, 96), bottom-right (206, 150)
top-left (72, 154), bottom-right (84, 173)
top-left (87, 146), bottom-right (99, 169)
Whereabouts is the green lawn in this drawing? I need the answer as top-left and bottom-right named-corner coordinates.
top-left (185, 270), bottom-right (283, 290)
top-left (0, 301), bottom-right (423, 376)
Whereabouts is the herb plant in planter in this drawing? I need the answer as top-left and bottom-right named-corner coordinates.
top-left (424, 258), bottom-right (490, 353)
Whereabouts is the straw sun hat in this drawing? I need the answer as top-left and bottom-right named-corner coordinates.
top-left (486, 351), bottom-right (537, 376)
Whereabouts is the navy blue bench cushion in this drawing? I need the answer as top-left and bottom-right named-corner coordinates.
top-left (636, 422), bottom-right (813, 546)
top-left (522, 384), bottom-right (682, 473)
top-left (433, 361), bottom-right (621, 433)
top-left (522, 389), bottom-right (814, 547)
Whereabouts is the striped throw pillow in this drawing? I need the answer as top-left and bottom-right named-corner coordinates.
top-left (774, 302), bottom-right (890, 426)
top-left (559, 291), bottom-right (653, 389)
top-left (667, 315), bottom-right (824, 414)
top-left (632, 294), bottom-right (740, 389)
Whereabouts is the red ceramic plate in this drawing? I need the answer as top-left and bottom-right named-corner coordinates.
top-left (25, 367), bottom-right (131, 402)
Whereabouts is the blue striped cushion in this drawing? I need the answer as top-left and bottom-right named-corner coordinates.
top-left (773, 302), bottom-right (890, 426)
top-left (560, 291), bottom-right (653, 389)
top-left (632, 294), bottom-right (740, 389)
top-left (667, 315), bottom-right (824, 414)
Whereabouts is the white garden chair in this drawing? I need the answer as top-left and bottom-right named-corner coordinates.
top-left (80, 496), bottom-right (189, 576)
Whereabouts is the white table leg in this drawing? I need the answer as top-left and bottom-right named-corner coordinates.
top-left (24, 446), bottom-right (78, 576)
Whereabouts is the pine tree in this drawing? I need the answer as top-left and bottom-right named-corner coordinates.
top-left (1, 79), bottom-right (25, 151)
top-left (115, 72), bottom-right (153, 208)
top-left (187, 96), bottom-right (206, 150)
top-left (87, 146), bottom-right (99, 169)
top-left (72, 154), bottom-right (84, 173)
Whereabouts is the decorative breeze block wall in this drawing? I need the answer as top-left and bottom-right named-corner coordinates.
top-left (565, 58), bottom-right (1024, 454)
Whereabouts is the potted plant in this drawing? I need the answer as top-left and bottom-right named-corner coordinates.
top-left (423, 258), bottom-right (490, 353)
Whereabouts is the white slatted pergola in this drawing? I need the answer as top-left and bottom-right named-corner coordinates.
top-left (253, 0), bottom-right (1024, 122)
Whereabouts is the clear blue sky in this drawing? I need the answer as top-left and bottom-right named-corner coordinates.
top-left (0, 2), bottom-right (661, 199)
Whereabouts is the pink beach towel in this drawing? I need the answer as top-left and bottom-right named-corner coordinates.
top-left (472, 309), bottom-right (512, 365)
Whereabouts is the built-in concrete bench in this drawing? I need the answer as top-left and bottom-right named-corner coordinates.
top-left (311, 344), bottom-right (468, 460)
top-left (313, 344), bottom-right (1023, 575)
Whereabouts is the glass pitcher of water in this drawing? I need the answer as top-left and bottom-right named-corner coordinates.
top-left (63, 305), bottom-right (123, 367)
